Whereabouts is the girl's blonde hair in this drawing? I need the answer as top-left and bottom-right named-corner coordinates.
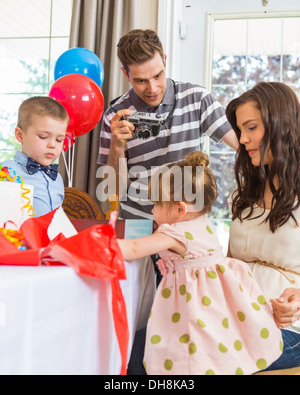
top-left (149, 151), bottom-right (218, 215)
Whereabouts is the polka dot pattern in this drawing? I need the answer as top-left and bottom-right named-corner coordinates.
top-left (202, 296), bottom-right (211, 306)
top-left (162, 288), bottom-right (171, 299)
top-left (256, 359), bottom-right (267, 370)
top-left (179, 285), bottom-right (186, 295)
top-left (237, 312), bottom-right (246, 322)
top-left (164, 360), bottom-right (173, 371)
top-left (179, 334), bottom-right (190, 344)
top-left (234, 340), bottom-right (243, 351)
top-left (185, 232), bottom-right (194, 240)
top-left (172, 313), bottom-right (181, 323)
top-left (260, 328), bottom-right (269, 339)
top-left (151, 335), bottom-right (161, 345)
top-left (207, 271), bottom-right (217, 279)
top-left (189, 343), bottom-right (197, 354)
top-left (143, 217), bottom-right (283, 375)
top-left (197, 319), bottom-right (206, 328)
top-left (251, 303), bottom-right (261, 311)
top-left (218, 343), bottom-right (228, 353)
top-left (222, 318), bottom-right (229, 329)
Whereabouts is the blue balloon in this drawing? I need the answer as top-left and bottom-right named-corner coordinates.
top-left (54, 47), bottom-right (104, 88)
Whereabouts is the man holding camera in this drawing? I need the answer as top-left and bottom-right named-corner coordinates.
top-left (97, 29), bottom-right (238, 220)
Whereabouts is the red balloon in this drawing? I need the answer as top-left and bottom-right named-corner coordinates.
top-left (49, 74), bottom-right (104, 138)
top-left (63, 136), bottom-right (77, 152)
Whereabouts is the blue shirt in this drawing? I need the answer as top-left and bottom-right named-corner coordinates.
top-left (3, 151), bottom-right (65, 217)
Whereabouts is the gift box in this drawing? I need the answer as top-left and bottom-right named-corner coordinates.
top-left (0, 164), bottom-right (35, 228)
top-left (0, 181), bottom-right (34, 228)
top-left (0, 207), bottom-right (129, 375)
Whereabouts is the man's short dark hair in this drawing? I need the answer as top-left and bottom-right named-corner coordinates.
top-left (117, 29), bottom-right (164, 72)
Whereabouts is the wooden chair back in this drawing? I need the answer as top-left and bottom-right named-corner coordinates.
top-left (62, 187), bottom-right (105, 220)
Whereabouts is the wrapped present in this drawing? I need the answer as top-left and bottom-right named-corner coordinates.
top-left (0, 207), bottom-right (128, 375)
top-left (0, 164), bottom-right (9, 181)
top-left (0, 164), bottom-right (35, 228)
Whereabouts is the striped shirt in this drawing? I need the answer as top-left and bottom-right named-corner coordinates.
top-left (97, 79), bottom-right (231, 219)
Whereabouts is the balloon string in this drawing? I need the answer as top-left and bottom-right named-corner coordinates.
top-left (3, 174), bottom-right (36, 217)
top-left (62, 136), bottom-right (75, 187)
top-left (62, 151), bottom-right (71, 186)
top-left (71, 140), bottom-right (75, 187)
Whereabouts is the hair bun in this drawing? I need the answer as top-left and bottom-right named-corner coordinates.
top-left (184, 151), bottom-right (209, 168)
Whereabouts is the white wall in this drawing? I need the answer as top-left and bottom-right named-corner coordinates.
top-left (180, 0), bottom-right (300, 86)
top-left (139, 0), bottom-right (158, 30)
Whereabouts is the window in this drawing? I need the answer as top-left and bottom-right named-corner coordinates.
top-left (0, 0), bottom-right (72, 160)
top-left (205, 11), bottom-right (300, 250)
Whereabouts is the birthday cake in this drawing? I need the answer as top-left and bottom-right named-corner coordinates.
top-left (0, 164), bottom-right (35, 229)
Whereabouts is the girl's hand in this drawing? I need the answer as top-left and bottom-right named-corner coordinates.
top-left (270, 288), bottom-right (300, 328)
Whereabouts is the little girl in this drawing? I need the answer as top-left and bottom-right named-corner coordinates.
top-left (118, 152), bottom-right (282, 375)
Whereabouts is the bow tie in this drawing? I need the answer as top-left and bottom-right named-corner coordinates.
top-left (26, 158), bottom-right (59, 181)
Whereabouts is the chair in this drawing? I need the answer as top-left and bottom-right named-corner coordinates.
top-left (62, 187), bottom-right (106, 220)
top-left (254, 366), bottom-right (300, 375)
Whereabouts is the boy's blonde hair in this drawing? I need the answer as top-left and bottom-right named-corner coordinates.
top-left (149, 151), bottom-right (218, 215)
top-left (17, 96), bottom-right (69, 130)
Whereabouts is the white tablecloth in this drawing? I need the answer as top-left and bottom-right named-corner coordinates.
top-left (0, 257), bottom-right (155, 375)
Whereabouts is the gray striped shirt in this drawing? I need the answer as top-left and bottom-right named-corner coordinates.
top-left (97, 79), bottom-right (231, 219)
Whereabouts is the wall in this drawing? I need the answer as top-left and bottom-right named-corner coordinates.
top-left (180, 0), bottom-right (300, 86)
top-left (139, 0), bottom-right (158, 30)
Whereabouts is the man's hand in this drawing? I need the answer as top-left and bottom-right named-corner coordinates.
top-left (110, 109), bottom-right (135, 149)
top-left (271, 288), bottom-right (300, 328)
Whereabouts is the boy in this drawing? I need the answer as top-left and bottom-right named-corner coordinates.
top-left (3, 96), bottom-right (69, 217)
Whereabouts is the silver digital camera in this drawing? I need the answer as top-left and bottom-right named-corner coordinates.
top-left (126, 111), bottom-right (164, 140)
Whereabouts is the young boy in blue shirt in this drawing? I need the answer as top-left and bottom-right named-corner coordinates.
top-left (3, 96), bottom-right (69, 217)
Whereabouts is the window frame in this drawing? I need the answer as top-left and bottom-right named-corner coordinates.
top-left (204, 9), bottom-right (300, 91)
top-left (0, 0), bottom-right (72, 158)
top-left (203, 9), bottom-right (300, 250)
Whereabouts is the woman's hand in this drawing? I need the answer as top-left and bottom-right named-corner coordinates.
top-left (270, 288), bottom-right (300, 328)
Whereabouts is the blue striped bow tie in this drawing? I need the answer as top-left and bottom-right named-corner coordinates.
top-left (26, 158), bottom-right (59, 181)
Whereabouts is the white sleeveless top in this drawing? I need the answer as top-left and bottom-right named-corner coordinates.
top-left (229, 202), bottom-right (300, 333)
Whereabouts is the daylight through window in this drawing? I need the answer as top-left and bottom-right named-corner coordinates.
top-left (0, 0), bottom-right (72, 160)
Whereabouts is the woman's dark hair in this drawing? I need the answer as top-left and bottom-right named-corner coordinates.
top-left (226, 82), bottom-right (300, 233)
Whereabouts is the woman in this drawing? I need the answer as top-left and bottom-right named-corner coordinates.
top-left (226, 81), bottom-right (300, 370)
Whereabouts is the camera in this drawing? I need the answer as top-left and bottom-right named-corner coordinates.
top-left (125, 111), bottom-right (164, 140)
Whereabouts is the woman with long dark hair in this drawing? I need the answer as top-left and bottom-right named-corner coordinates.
top-left (227, 81), bottom-right (300, 371)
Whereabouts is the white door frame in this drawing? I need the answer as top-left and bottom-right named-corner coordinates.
top-left (157, 0), bottom-right (183, 81)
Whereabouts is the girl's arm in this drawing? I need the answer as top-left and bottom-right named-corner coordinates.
top-left (118, 231), bottom-right (186, 261)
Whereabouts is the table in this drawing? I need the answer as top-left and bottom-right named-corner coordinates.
top-left (0, 258), bottom-right (155, 375)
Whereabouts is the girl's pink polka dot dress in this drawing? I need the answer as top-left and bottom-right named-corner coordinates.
top-left (144, 216), bottom-right (283, 375)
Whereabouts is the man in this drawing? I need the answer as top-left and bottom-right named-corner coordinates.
top-left (97, 29), bottom-right (238, 219)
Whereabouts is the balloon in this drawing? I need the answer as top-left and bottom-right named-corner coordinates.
top-left (49, 74), bottom-right (104, 138)
top-left (63, 136), bottom-right (77, 152)
top-left (54, 47), bottom-right (104, 88)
